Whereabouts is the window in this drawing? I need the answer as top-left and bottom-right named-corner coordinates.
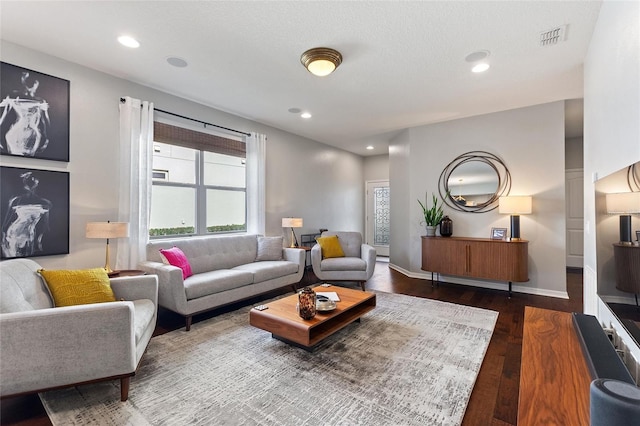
top-left (149, 121), bottom-right (246, 237)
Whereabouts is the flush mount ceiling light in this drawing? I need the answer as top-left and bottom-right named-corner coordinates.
top-left (300, 112), bottom-right (312, 119)
top-left (117, 35), bottom-right (140, 48)
top-left (366, 146), bottom-right (374, 150)
top-left (300, 47), bottom-right (342, 77)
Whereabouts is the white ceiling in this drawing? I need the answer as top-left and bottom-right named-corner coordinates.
top-left (0, 1), bottom-right (598, 156)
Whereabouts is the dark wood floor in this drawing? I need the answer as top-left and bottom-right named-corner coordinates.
top-left (0, 262), bottom-right (583, 426)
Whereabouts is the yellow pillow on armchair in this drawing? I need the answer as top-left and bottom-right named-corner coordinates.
top-left (315, 235), bottom-right (345, 259)
top-left (38, 268), bottom-right (115, 307)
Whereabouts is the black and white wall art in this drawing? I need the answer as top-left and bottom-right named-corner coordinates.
top-left (0, 62), bottom-right (70, 162)
top-left (1, 166), bottom-right (69, 259)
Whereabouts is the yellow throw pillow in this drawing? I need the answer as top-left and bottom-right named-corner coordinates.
top-left (38, 268), bottom-right (115, 307)
top-left (316, 235), bottom-right (345, 259)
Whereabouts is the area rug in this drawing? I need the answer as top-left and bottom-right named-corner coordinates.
top-left (40, 291), bottom-right (498, 425)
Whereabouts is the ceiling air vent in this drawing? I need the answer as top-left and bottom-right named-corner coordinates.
top-left (540, 25), bottom-right (568, 47)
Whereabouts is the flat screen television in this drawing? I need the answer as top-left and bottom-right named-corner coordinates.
top-left (594, 161), bottom-right (640, 373)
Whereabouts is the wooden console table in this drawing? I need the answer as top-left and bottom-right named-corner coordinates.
top-left (421, 236), bottom-right (528, 296)
top-left (518, 307), bottom-right (590, 425)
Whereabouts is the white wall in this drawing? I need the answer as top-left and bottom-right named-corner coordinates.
top-left (363, 154), bottom-right (389, 182)
top-left (389, 130), bottom-right (411, 268)
top-left (390, 102), bottom-right (568, 297)
top-left (584, 0), bottom-right (640, 361)
top-left (0, 41), bottom-right (364, 268)
top-left (266, 131), bottom-right (364, 241)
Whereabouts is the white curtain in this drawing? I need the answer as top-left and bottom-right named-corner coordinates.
top-left (246, 132), bottom-right (266, 235)
top-left (117, 96), bottom-right (154, 269)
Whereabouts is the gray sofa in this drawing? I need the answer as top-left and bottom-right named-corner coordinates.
top-left (139, 234), bottom-right (305, 331)
top-left (0, 258), bottom-right (158, 401)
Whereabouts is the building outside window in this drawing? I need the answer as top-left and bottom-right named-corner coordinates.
top-left (149, 120), bottom-right (246, 237)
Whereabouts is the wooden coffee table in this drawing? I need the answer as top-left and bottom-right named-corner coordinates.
top-left (249, 285), bottom-right (376, 351)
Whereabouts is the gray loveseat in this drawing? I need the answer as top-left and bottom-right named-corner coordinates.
top-left (0, 258), bottom-right (158, 401)
top-left (139, 234), bottom-right (305, 331)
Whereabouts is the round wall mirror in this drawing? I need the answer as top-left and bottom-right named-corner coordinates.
top-left (438, 151), bottom-right (511, 213)
top-left (627, 162), bottom-right (640, 191)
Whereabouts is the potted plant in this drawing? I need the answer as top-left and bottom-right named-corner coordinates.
top-left (418, 193), bottom-right (444, 236)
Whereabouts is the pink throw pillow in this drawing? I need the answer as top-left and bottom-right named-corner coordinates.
top-left (159, 247), bottom-right (193, 279)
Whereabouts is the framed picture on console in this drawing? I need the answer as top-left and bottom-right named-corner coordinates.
top-left (0, 62), bottom-right (70, 162)
top-left (0, 166), bottom-right (69, 259)
top-left (490, 227), bottom-right (507, 240)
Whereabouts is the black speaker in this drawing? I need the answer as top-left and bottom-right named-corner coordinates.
top-left (590, 378), bottom-right (640, 426)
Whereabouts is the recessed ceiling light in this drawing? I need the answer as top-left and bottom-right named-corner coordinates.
top-left (366, 146), bottom-right (374, 150)
top-left (301, 112), bottom-right (312, 119)
top-left (288, 107), bottom-right (302, 114)
top-left (167, 56), bottom-right (188, 68)
top-left (466, 50), bottom-right (491, 73)
top-left (472, 63), bottom-right (490, 73)
top-left (117, 35), bottom-right (140, 48)
top-left (465, 50), bottom-right (490, 63)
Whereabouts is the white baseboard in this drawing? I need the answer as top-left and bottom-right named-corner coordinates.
top-left (388, 263), bottom-right (569, 299)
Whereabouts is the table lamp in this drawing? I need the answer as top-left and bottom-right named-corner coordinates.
top-left (606, 192), bottom-right (640, 245)
top-left (282, 218), bottom-right (303, 248)
top-left (86, 221), bottom-right (130, 272)
top-left (499, 196), bottom-right (532, 241)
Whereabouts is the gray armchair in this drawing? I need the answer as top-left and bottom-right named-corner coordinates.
top-left (0, 258), bottom-right (158, 401)
top-left (311, 231), bottom-right (376, 290)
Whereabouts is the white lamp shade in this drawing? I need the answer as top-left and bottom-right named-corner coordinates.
top-left (281, 218), bottom-right (303, 228)
top-left (86, 222), bottom-right (130, 239)
top-left (606, 192), bottom-right (640, 214)
top-left (499, 196), bottom-right (532, 215)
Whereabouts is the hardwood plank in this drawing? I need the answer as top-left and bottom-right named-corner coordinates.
top-left (518, 307), bottom-right (591, 426)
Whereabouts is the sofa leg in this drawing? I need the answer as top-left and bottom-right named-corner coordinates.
top-left (120, 376), bottom-right (130, 401)
top-left (185, 316), bottom-right (193, 332)
top-left (291, 284), bottom-right (297, 293)
top-left (359, 281), bottom-right (365, 291)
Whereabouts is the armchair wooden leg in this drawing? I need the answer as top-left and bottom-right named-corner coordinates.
top-left (359, 281), bottom-right (365, 291)
top-left (120, 376), bottom-right (130, 401)
top-left (185, 315), bottom-right (193, 332)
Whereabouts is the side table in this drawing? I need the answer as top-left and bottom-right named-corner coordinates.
top-left (108, 269), bottom-right (147, 278)
top-left (296, 246), bottom-right (317, 288)
top-left (298, 246), bottom-right (312, 269)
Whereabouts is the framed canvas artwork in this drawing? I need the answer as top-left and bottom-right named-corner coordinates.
top-left (0, 62), bottom-right (70, 162)
top-left (1, 166), bottom-right (70, 259)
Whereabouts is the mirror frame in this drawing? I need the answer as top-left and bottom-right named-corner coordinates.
top-left (627, 162), bottom-right (640, 191)
top-left (438, 151), bottom-right (511, 213)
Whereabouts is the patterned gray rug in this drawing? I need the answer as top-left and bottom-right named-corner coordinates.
top-left (40, 291), bottom-right (498, 425)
